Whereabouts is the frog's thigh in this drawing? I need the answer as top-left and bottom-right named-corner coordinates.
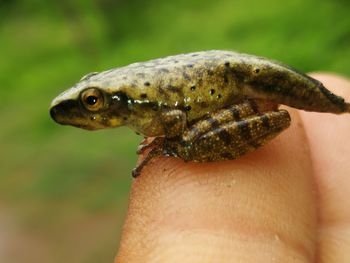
top-left (182, 100), bottom-right (276, 143)
top-left (161, 109), bottom-right (187, 138)
top-left (180, 110), bottom-right (291, 162)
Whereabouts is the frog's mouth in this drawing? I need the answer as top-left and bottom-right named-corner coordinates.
top-left (50, 99), bottom-right (100, 130)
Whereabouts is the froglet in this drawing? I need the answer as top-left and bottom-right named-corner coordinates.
top-left (50, 50), bottom-right (350, 177)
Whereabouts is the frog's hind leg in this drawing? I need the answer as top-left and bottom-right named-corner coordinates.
top-left (190, 110), bottom-right (291, 162)
top-left (165, 102), bottom-right (291, 162)
top-left (182, 100), bottom-right (278, 144)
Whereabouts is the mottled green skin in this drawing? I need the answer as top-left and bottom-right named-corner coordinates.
top-left (50, 50), bottom-right (350, 176)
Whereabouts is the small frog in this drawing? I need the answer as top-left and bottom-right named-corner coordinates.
top-left (50, 50), bottom-right (350, 177)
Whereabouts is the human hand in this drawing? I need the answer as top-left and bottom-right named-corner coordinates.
top-left (115, 73), bottom-right (350, 263)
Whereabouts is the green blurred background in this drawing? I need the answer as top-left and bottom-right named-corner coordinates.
top-left (0, 0), bottom-right (349, 262)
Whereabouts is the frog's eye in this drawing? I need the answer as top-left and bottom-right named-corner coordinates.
top-left (81, 88), bottom-right (104, 112)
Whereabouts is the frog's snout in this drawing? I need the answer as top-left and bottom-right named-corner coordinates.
top-left (50, 99), bottom-right (111, 130)
top-left (50, 106), bottom-right (59, 123)
top-left (50, 100), bottom-right (76, 125)
top-left (50, 99), bottom-right (94, 129)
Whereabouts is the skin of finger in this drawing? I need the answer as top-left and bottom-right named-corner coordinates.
top-left (300, 73), bottom-right (350, 263)
top-left (115, 110), bottom-right (317, 263)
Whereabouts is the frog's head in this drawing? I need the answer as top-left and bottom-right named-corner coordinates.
top-left (50, 73), bottom-right (131, 130)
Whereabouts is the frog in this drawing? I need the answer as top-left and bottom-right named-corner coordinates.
top-left (50, 50), bottom-right (350, 177)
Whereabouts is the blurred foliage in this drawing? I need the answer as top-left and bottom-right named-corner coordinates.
top-left (0, 0), bottom-right (349, 262)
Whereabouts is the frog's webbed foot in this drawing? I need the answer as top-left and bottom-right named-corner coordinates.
top-left (164, 100), bottom-right (291, 162)
top-left (132, 137), bottom-right (165, 178)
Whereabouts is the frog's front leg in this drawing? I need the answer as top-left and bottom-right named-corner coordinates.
top-left (136, 110), bottom-right (186, 155)
top-left (161, 109), bottom-right (187, 138)
top-left (132, 109), bottom-right (187, 177)
top-left (164, 102), bottom-right (291, 162)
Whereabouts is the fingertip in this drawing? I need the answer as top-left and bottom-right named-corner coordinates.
top-left (117, 109), bottom-right (317, 263)
top-left (300, 73), bottom-right (350, 223)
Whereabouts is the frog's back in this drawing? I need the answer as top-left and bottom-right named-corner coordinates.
top-left (89, 50), bottom-right (349, 122)
top-left (96, 50), bottom-right (252, 121)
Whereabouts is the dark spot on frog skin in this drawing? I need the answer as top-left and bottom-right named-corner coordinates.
top-left (237, 120), bottom-right (252, 141)
top-left (136, 73), bottom-right (146, 78)
top-left (223, 74), bottom-right (229, 84)
top-left (223, 63), bottom-right (232, 84)
top-left (167, 85), bottom-right (181, 93)
top-left (186, 64), bottom-right (194, 68)
top-left (231, 67), bottom-right (246, 83)
top-left (190, 86), bottom-right (196, 91)
top-left (140, 93), bottom-right (148, 99)
top-left (151, 103), bottom-right (159, 111)
top-left (183, 72), bottom-right (191, 80)
top-left (184, 105), bottom-right (192, 111)
top-left (157, 86), bottom-right (171, 100)
top-left (207, 69), bottom-right (214, 76)
top-left (217, 94), bottom-right (222, 99)
top-left (259, 114), bottom-right (270, 129)
top-left (254, 68), bottom-right (260, 74)
top-left (157, 86), bottom-right (166, 95)
top-left (194, 70), bottom-right (204, 80)
top-left (218, 129), bottom-right (232, 144)
top-left (137, 100), bottom-right (161, 112)
top-left (228, 107), bottom-right (240, 120)
top-left (210, 89), bottom-right (216, 95)
top-left (144, 81), bottom-right (151, 86)
top-left (206, 117), bottom-right (220, 128)
top-left (249, 100), bottom-right (259, 113)
top-left (110, 91), bottom-right (131, 115)
top-left (159, 68), bottom-right (170, 73)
